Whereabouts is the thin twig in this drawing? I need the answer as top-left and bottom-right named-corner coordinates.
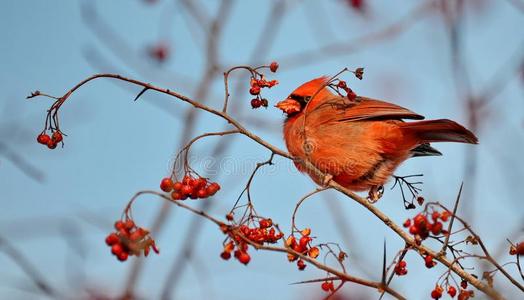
top-left (440, 183), bottom-right (463, 255)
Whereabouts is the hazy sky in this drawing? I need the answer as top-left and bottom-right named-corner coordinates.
top-left (1, 1), bottom-right (523, 299)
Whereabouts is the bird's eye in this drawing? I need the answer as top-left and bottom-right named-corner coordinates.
top-left (289, 94), bottom-right (309, 103)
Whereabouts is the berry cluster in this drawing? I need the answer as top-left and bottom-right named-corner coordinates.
top-left (222, 241), bottom-right (251, 265)
top-left (238, 219), bottom-right (284, 244)
top-left (285, 228), bottom-right (320, 271)
top-left (403, 210), bottom-right (451, 244)
top-left (105, 219), bottom-right (159, 262)
top-left (320, 280), bottom-right (335, 293)
top-left (394, 260), bottom-right (408, 276)
top-left (160, 175), bottom-right (220, 200)
top-left (335, 80), bottom-right (357, 101)
top-left (220, 218), bottom-right (284, 265)
top-left (36, 131), bottom-right (63, 149)
top-left (249, 62), bottom-right (279, 109)
top-left (431, 285), bottom-right (473, 299)
top-left (430, 281), bottom-right (472, 299)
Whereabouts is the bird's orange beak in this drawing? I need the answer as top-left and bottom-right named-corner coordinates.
top-left (275, 99), bottom-right (301, 115)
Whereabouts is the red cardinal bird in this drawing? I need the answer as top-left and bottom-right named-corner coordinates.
top-left (276, 77), bottom-right (478, 201)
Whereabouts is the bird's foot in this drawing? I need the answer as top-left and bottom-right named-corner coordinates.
top-left (322, 174), bottom-right (333, 186)
top-left (367, 185), bottom-right (384, 203)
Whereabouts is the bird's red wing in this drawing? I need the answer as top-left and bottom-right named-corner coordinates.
top-left (333, 96), bottom-right (425, 122)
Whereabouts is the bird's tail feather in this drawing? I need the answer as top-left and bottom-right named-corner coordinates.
top-left (401, 119), bottom-right (478, 144)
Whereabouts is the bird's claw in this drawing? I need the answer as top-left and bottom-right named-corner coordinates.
top-left (367, 185), bottom-right (384, 203)
top-left (322, 174), bottom-right (333, 186)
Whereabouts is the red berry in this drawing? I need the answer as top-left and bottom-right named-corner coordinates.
top-left (46, 139), bottom-right (57, 149)
top-left (269, 61), bottom-right (279, 72)
top-left (414, 214), bottom-right (427, 229)
top-left (197, 189), bottom-right (208, 198)
top-left (460, 280), bottom-right (468, 289)
top-left (220, 251), bottom-right (231, 260)
top-left (409, 225), bottom-right (419, 235)
top-left (37, 133), bottom-right (51, 145)
top-left (171, 191), bottom-right (183, 200)
top-left (448, 286), bottom-right (457, 298)
top-left (267, 80), bottom-right (278, 88)
top-left (308, 246), bottom-right (319, 258)
top-left (458, 290), bottom-right (472, 300)
top-left (403, 219), bottom-right (411, 228)
top-left (173, 182), bottom-right (183, 191)
top-left (424, 255), bottom-right (435, 268)
top-left (259, 219), bottom-right (272, 229)
top-left (431, 221), bottom-right (443, 235)
top-left (249, 86), bottom-right (260, 95)
top-left (195, 178), bottom-right (207, 188)
top-left (286, 236), bottom-right (297, 248)
top-left (226, 213), bottom-right (234, 221)
top-left (337, 81), bottom-right (347, 88)
top-left (124, 219), bottom-right (135, 230)
top-left (237, 251), bottom-right (251, 265)
top-left (394, 259), bottom-right (408, 276)
top-left (516, 242), bottom-right (524, 255)
top-left (251, 98), bottom-right (262, 108)
top-left (182, 175), bottom-right (192, 185)
top-left (431, 290), bottom-right (442, 299)
top-left (130, 230), bottom-right (143, 241)
top-left (149, 43), bottom-right (169, 62)
top-left (181, 185), bottom-right (193, 196)
top-left (260, 98), bottom-right (268, 107)
top-left (160, 178), bottom-right (174, 192)
top-left (206, 182), bottom-right (220, 196)
top-left (118, 228), bottom-right (130, 238)
top-left (111, 243), bottom-right (123, 256)
top-left (419, 229), bottom-right (429, 240)
top-left (117, 251), bottom-right (129, 262)
top-left (105, 233), bottom-right (119, 246)
top-left (327, 281), bottom-right (335, 291)
top-left (52, 131), bottom-right (63, 143)
top-left (431, 211), bottom-right (440, 221)
top-left (188, 178), bottom-right (199, 187)
top-left (321, 281), bottom-right (330, 292)
top-left (114, 221), bottom-right (125, 230)
top-left (440, 210), bottom-right (451, 222)
top-left (348, 0), bottom-right (364, 10)
top-left (297, 259), bottom-right (306, 270)
top-left (299, 236), bottom-right (311, 249)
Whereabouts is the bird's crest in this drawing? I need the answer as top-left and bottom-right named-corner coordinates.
top-left (290, 76), bottom-right (331, 100)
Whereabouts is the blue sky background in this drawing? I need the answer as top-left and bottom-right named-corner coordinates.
top-left (1, 1), bottom-right (523, 299)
